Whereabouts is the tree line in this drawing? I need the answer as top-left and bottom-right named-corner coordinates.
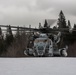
top-left (0, 25), bottom-right (29, 57)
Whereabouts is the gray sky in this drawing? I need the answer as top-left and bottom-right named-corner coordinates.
top-left (0, 0), bottom-right (76, 27)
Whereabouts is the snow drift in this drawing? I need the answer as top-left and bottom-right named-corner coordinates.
top-left (0, 58), bottom-right (76, 75)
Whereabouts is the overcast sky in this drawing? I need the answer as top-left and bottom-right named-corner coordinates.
top-left (0, 0), bottom-right (76, 27)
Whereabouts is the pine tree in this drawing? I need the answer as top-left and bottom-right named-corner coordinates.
top-left (73, 24), bottom-right (76, 29)
top-left (0, 27), bottom-right (3, 53)
top-left (44, 19), bottom-right (48, 28)
top-left (5, 25), bottom-right (14, 47)
top-left (0, 27), bottom-right (5, 54)
top-left (57, 10), bottom-right (67, 28)
top-left (15, 26), bottom-right (20, 39)
top-left (68, 20), bottom-right (71, 29)
top-left (6, 25), bottom-right (13, 36)
top-left (39, 23), bottom-right (42, 29)
top-left (0, 27), bottom-right (2, 36)
top-left (73, 24), bottom-right (76, 35)
top-left (0, 27), bottom-right (3, 40)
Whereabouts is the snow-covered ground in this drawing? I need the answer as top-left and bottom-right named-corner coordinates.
top-left (0, 58), bottom-right (76, 75)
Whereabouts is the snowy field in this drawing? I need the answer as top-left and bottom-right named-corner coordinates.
top-left (0, 58), bottom-right (76, 75)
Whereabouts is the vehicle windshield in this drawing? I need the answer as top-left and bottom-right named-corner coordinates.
top-left (39, 34), bottom-right (48, 38)
top-left (38, 46), bottom-right (44, 50)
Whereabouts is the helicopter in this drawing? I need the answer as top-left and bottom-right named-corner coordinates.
top-left (24, 31), bottom-right (68, 57)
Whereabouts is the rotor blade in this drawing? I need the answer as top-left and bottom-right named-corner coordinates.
top-left (0, 25), bottom-right (40, 31)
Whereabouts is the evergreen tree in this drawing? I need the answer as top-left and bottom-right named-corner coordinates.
top-left (0, 27), bottom-right (3, 41)
top-left (15, 26), bottom-right (20, 39)
top-left (73, 24), bottom-right (76, 35)
top-left (0, 27), bottom-right (5, 54)
top-left (5, 25), bottom-right (14, 47)
top-left (7, 25), bottom-right (13, 35)
top-left (73, 24), bottom-right (76, 29)
top-left (0, 27), bottom-right (2, 36)
top-left (68, 20), bottom-right (71, 29)
top-left (53, 26), bottom-right (57, 29)
top-left (39, 23), bottom-right (42, 29)
top-left (44, 19), bottom-right (48, 28)
top-left (57, 10), bottom-right (67, 28)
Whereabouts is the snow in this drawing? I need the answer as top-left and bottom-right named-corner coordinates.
top-left (0, 58), bottom-right (76, 75)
